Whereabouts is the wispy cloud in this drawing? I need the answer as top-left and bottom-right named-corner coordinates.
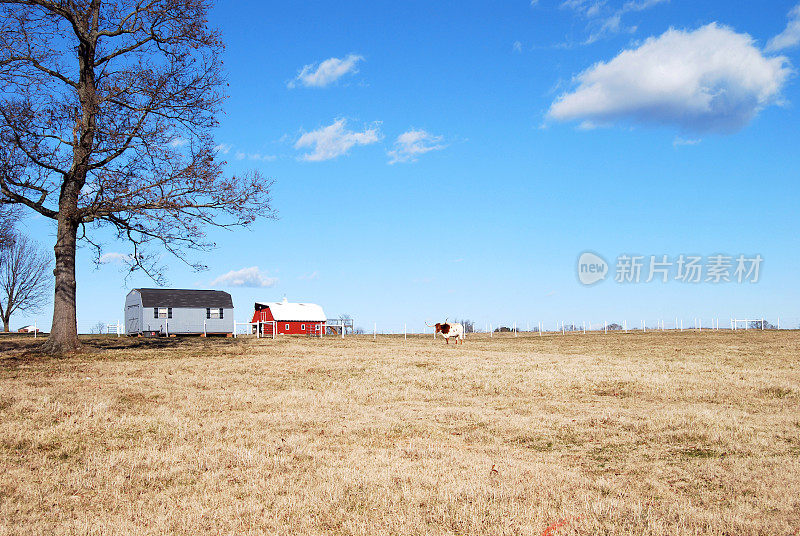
top-left (766, 3), bottom-right (800, 52)
top-left (673, 137), bottom-right (701, 147)
top-left (214, 143), bottom-right (232, 155)
top-left (99, 252), bottom-right (135, 264)
top-left (169, 137), bottom-right (189, 148)
top-left (295, 118), bottom-right (381, 162)
top-left (513, 40), bottom-right (523, 53)
top-left (387, 129), bottom-right (445, 164)
top-left (548, 24), bottom-right (790, 133)
top-left (298, 271), bottom-right (319, 280)
top-left (234, 152), bottom-right (276, 162)
top-left (288, 54), bottom-right (364, 88)
top-left (561, 0), bottom-right (669, 44)
top-left (209, 266), bottom-right (277, 288)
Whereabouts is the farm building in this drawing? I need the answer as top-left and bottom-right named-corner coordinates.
top-left (251, 297), bottom-right (327, 336)
top-left (17, 325), bottom-right (37, 333)
top-left (125, 288), bottom-right (234, 336)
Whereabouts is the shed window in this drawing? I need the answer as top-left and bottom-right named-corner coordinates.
top-left (154, 307), bottom-right (158, 319)
top-left (285, 324), bottom-right (290, 331)
top-left (207, 308), bottom-right (223, 319)
top-left (301, 324), bottom-right (305, 331)
top-left (157, 307), bottom-right (169, 319)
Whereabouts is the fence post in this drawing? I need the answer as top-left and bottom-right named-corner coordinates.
top-left (624, 320), bottom-right (627, 333)
top-left (539, 321), bottom-right (542, 336)
top-left (513, 322), bottom-right (517, 337)
top-left (404, 323), bottom-right (407, 340)
top-left (604, 321), bottom-right (607, 334)
top-left (34, 320), bottom-right (37, 338)
top-left (583, 321), bottom-right (586, 334)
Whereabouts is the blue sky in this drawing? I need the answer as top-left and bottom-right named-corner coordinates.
top-left (13, 0), bottom-right (800, 332)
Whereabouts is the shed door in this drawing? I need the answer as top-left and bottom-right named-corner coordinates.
top-left (127, 304), bottom-right (140, 333)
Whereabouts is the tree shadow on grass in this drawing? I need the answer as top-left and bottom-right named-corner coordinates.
top-left (0, 335), bottom-right (221, 366)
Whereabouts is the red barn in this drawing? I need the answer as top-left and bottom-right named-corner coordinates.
top-left (251, 297), bottom-right (327, 336)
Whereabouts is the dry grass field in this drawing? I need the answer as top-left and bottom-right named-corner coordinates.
top-left (1, 331), bottom-right (799, 535)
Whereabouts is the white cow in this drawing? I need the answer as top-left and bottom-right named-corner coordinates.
top-left (426, 320), bottom-right (465, 344)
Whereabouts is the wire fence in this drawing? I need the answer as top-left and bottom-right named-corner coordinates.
top-left (8, 316), bottom-right (800, 338)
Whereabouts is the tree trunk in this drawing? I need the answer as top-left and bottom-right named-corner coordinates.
top-left (41, 215), bottom-right (80, 354)
top-left (41, 21), bottom-right (96, 355)
top-left (2, 319), bottom-right (8, 332)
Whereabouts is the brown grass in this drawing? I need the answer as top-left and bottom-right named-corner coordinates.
top-left (1, 331), bottom-right (799, 535)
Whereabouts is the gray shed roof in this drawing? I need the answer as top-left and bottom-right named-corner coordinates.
top-left (134, 288), bottom-right (233, 308)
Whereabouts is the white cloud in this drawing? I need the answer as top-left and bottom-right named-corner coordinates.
top-left (209, 266), bottom-right (277, 288)
top-left (99, 252), bottom-right (135, 264)
top-left (387, 129), bottom-right (445, 164)
top-left (169, 137), bottom-right (189, 148)
top-left (562, 0), bottom-right (668, 43)
top-left (562, 0), bottom-right (604, 18)
top-left (513, 40), bottom-right (523, 53)
top-left (298, 271), bottom-right (319, 280)
top-left (766, 4), bottom-right (800, 52)
top-left (548, 24), bottom-right (791, 133)
top-left (214, 143), bottom-right (232, 155)
top-left (234, 151), bottom-right (275, 161)
top-left (673, 137), bottom-right (701, 147)
top-left (288, 54), bottom-right (364, 88)
top-left (295, 118), bottom-right (381, 161)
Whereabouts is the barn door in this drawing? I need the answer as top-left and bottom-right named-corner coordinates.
top-left (127, 305), bottom-right (140, 333)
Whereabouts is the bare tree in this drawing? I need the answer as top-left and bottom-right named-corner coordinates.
top-left (0, 205), bottom-right (17, 245)
top-left (0, 233), bottom-right (51, 332)
top-left (0, 1), bottom-right (274, 353)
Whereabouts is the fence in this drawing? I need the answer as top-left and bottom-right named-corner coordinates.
top-left (335, 316), bottom-right (800, 337)
top-left (14, 316), bottom-right (800, 339)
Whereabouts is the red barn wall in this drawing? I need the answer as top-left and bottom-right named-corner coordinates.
top-left (251, 307), bottom-right (325, 335)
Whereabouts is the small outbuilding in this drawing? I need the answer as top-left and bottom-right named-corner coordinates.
top-left (251, 297), bottom-right (327, 336)
top-left (125, 288), bottom-right (234, 336)
top-left (17, 325), bottom-right (37, 333)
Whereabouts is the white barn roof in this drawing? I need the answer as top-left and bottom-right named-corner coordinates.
top-left (255, 298), bottom-right (327, 321)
